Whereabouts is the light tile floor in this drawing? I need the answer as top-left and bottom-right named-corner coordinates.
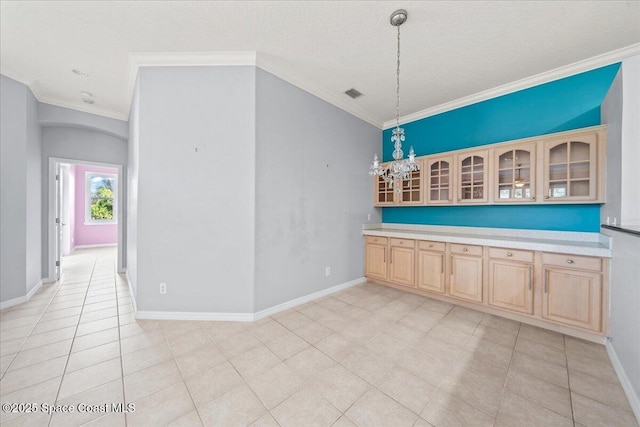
top-left (0, 248), bottom-right (637, 426)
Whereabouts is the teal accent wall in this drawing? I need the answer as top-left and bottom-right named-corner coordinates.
top-left (381, 63), bottom-right (620, 232)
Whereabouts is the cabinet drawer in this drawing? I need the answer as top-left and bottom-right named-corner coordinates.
top-left (542, 253), bottom-right (601, 271)
top-left (450, 243), bottom-right (482, 256)
top-left (489, 247), bottom-right (534, 263)
top-left (418, 241), bottom-right (446, 252)
top-left (365, 236), bottom-right (388, 245)
top-left (390, 238), bottom-right (415, 248)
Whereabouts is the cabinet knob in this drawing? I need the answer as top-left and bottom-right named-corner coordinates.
top-left (507, 252), bottom-right (513, 257)
top-left (400, 241), bottom-right (403, 245)
top-left (463, 248), bottom-right (468, 252)
top-left (567, 259), bottom-right (574, 264)
top-left (429, 244), bottom-right (433, 248)
top-left (531, 197), bottom-right (535, 201)
top-left (544, 196), bottom-right (550, 199)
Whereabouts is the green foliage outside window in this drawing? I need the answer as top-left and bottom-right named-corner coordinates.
top-left (90, 178), bottom-right (114, 220)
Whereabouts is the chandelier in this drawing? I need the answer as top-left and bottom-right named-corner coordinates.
top-left (369, 9), bottom-right (419, 190)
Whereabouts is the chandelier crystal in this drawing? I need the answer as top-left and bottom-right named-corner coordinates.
top-left (369, 9), bottom-right (419, 190)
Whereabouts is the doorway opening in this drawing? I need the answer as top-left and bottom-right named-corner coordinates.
top-left (48, 158), bottom-right (124, 282)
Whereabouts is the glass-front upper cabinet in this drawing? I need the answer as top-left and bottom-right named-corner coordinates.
top-left (457, 150), bottom-right (488, 203)
top-left (494, 143), bottom-right (536, 203)
top-left (399, 160), bottom-right (424, 205)
top-left (373, 163), bottom-right (396, 206)
top-left (543, 134), bottom-right (597, 201)
top-left (426, 155), bottom-right (453, 204)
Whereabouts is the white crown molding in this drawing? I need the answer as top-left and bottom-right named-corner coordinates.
top-left (124, 51), bottom-right (258, 119)
top-left (38, 96), bottom-right (127, 121)
top-left (255, 54), bottom-right (384, 129)
top-left (123, 51), bottom-right (384, 128)
top-left (383, 43), bottom-right (640, 129)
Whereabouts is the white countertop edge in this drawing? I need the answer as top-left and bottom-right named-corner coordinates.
top-left (362, 225), bottom-right (612, 258)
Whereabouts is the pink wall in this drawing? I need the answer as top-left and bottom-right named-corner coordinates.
top-left (68, 164), bottom-right (76, 252)
top-left (73, 164), bottom-right (118, 247)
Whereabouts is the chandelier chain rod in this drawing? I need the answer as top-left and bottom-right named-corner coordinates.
top-left (396, 22), bottom-right (401, 131)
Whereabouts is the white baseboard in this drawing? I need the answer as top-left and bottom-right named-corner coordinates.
top-left (0, 278), bottom-right (44, 310)
top-left (72, 243), bottom-right (118, 253)
top-left (253, 276), bottom-right (367, 320)
top-left (135, 310), bottom-right (255, 322)
top-left (124, 269), bottom-right (138, 313)
top-left (605, 339), bottom-right (640, 422)
top-left (131, 276), bottom-right (366, 322)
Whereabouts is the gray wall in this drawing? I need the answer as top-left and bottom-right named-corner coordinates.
top-left (254, 68), bottom-right (381, 312)
top-left (0, 75), bottom-right (41, 303)
top-left (602, 228), bottom-right (640, 405)
top-left (41, 126), bottom-right (128, 277)
top-left (131, 66), bottom-right (256, 313)
top-left (1, 75), bottom-right (29, 302)
top-left (25, 82), bottom-right (42, 294)
top-left (601, 69), bottom-right (622, 224)
top-left (127, 81), bottom-right (140, 298)
top-left (39, 103), bottom-right (128, 141)
top-left (601, 56), bottom-right (640, 410)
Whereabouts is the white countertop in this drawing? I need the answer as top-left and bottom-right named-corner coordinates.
top-left (362, 224), bottom-right (612, 257)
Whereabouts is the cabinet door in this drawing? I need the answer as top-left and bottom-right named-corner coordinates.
top-left (542, 267), bottom-right (601, 331)
top-left (543, 135), bottom-right (597, 201)
top-left (365, 243), bottom-right (387, 280)
top-left (373, 166), bottom-right (397, 206)
top-left (450, 255), bottom-right (483, 302)
top-left (399, 161), bottom-right (424, 205)
top-left (494, 143), bottom-right (536, 203)
top-left (389, 246), bottom-right (415, 287)
top-left (417, 250), bottom-right (445, 293)
top-left (457, 150), bottom-right (488, 203)
top-left (488, 260), bottom-right (533, 314)
top-left (426, 156), bottom-right (453, 204)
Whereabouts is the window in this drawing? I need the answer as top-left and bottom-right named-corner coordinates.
top-left (85, 172), bottom-right (117, 224)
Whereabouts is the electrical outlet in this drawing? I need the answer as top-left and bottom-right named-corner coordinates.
top-left (367, 213), bottom-right (371, 221)
top-left (325, 267), bottom-right (331, 276)
top-left (159, 283), bottom-right (167, 294)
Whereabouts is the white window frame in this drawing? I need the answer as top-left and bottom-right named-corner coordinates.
top-left (85, 172), bottom-right (118, 225)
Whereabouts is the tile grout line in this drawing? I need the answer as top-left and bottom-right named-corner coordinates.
top-left (564, 335), bottom-right (578, 427)
top-left (494, 321), bottom-right (522, 425)
top-left (0, 280), bottom-right (67, 380)
top-left (111, 254), bottom-right (128, 427)
top-left (47, 253), bottom-right (98, 427)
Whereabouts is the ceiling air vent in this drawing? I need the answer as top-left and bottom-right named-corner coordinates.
top-left (344, 88), bottom-right (362, 99)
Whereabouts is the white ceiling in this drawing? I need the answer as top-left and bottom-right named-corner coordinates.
top-left (1, 1), bottom-right (639, 128)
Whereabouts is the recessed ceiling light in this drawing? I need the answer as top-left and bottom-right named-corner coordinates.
top-left (80, 91), bottom-right (94, 98)
top-left (82, 98), bottom-right (95, 104)
top-left (72, 69), bottom-right (89, 77)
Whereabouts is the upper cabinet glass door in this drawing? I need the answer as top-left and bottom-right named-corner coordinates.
top-left (426, 156), bottom-right (453, 204)
top-left (373, 163), bottom-right (397, 206)
top-left (544, 135), bottom-right (597, 201)
top-left (399, 161), bottom-right (423, 205)
top-left (494, 143), bottom-right (536, 203)
top-left (458, 150), bottom-right (488, 203)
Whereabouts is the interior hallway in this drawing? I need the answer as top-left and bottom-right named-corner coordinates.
top-left (0, 248), bottom-right (637, 426)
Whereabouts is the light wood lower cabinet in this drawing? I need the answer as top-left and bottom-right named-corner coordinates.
top-left (488, 259), bottom-right (533, 314)
top-left (363, 236), bottom-right (608, 338)
top-left (417, 249), bottom-right (445, 293)
top-left (542, 266), bottom-right (602, 332)
top-left (365, 239), bottom-right (387, 281)
top-left (450, 254), bottom-right (483, 303)
top-left (389, 240), bottom-right (415, 287)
